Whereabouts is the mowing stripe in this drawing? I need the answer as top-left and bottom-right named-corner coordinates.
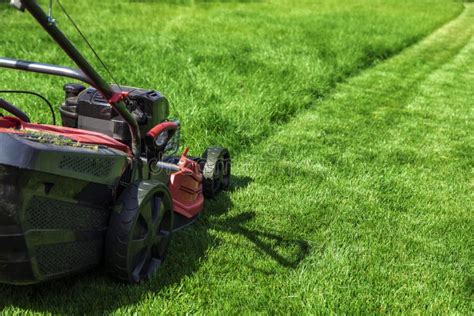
top-left (201, 4), bottom-right (474, 313)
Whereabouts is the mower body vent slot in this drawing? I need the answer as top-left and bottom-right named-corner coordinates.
top-left (59, 156), bottom-right (113, 177)
top-left (35, 240), bottom-right (101, 276)
top-left (25, 196), bottom-right (107, 230)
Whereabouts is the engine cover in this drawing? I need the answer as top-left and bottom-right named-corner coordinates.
top-left (60, 85), bottom-right (170, 146)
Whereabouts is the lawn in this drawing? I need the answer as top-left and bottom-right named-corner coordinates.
top-left (0, 0), bottom-right (464, 153)
top-left (0, 0), bottom-right (472, 314)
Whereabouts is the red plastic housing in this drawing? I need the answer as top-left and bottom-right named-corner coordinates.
top-left (169, 150), bottom-right (204, 218)
top-left (0, 116), bottom-right (131, 155)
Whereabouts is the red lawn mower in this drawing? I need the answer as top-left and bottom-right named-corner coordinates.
top-left (0, 0), bottom-right (231, 284)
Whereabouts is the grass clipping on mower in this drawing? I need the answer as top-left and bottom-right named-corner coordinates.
top-left (19, 130), bottom-right (100, 151)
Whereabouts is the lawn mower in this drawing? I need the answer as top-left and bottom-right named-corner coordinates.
top-left (0, 0), bottom-right (231, 285)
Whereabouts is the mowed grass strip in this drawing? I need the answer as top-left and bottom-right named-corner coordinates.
top-left (196, 5), bottom-right (471, 313)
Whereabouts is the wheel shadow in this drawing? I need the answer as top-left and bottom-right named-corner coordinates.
top-left (0, 175), bottom-right (310, 313)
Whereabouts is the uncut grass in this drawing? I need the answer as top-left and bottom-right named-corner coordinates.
top-left (0, 0), bottom-right (463, 155)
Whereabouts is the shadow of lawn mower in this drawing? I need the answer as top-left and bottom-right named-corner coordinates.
top-left (0, 0), bottom-right (232, 284)
top-left (0, 174), bottom-right (311, 313)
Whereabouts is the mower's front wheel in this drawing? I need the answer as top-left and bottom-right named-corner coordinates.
top-left (105, 181), bottom-right (174, 284)
top-left (202, 147), bottom-right (231, 198)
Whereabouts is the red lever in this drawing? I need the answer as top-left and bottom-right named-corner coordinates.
top-left (146, 121), bottom-right (179, 139)
top-left (182, 147), bottom-right (190, 157)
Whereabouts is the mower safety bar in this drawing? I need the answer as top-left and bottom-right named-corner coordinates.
top-left (0, 57), bottom-right (93, 86)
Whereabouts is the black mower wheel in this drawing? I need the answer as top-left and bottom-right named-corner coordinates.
top-left (202, 147), bottom-right (231, 198)
top-left (105, 181), bottom-right (174, 283)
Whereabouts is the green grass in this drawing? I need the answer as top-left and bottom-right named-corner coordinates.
top-left (0, 0), bottom-right (464, 153)
top-left (0, 0), bottom-right (472, 314)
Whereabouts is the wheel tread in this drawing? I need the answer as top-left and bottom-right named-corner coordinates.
top-left (105, 181), bottom-right (173, 283)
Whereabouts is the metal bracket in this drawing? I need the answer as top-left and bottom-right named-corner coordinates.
top-left (10, 0), bottom-right (25, 11)
top-left (47, 0), bottom-right (55, 25)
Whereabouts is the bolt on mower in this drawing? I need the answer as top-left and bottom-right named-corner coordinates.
top-left (0, 0), bottom-right (231, 284)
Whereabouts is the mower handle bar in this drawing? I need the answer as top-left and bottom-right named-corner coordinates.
top-left (0, 57), bottom-right (93, 86)
top-left (0, 0), bottom-right (141, 157)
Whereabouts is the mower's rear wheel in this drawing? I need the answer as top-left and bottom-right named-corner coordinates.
top-left (202, 147), bottom-right (231, 198)
top-left (105, 181), bottom-right (174, 284)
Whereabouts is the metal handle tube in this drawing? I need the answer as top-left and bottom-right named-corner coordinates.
top-left (17, 0), bottom-right (141, 157)
top-left (19, 0), bottom-right (113, 98)
top-left (0, 57), bottom-right (93, 85)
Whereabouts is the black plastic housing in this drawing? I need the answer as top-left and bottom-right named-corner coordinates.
top-left (60, 85), bottom-right (170, 145)
top-left (0, 133), bottom-right (128, 284)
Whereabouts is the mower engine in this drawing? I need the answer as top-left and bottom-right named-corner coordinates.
top-left (60, 84), bottom-right (170, 147)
